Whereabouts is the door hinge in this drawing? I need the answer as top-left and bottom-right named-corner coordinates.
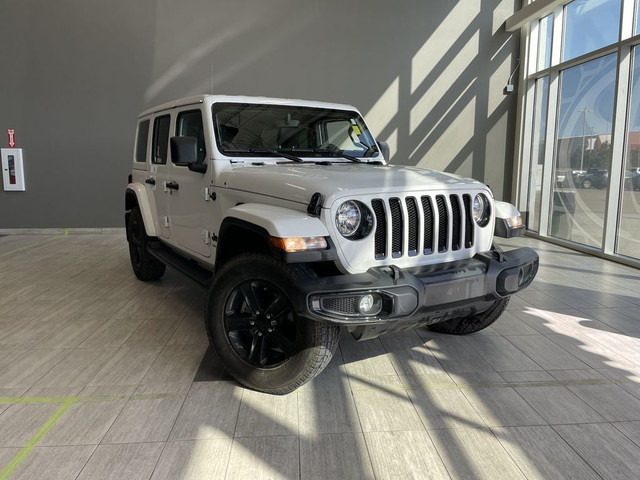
top-left (202, 230), bottom-right (212, 244)
top-left (205, 187), bottom-right (216, 201)
top-left (163, 216), bottom-right (170, 228)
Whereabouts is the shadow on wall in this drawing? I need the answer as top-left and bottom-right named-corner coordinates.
top-left (146, 0), bottom-right (519, 201)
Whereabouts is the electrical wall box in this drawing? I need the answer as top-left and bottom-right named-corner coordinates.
top-left (1, 148), bottom-right (26, 191)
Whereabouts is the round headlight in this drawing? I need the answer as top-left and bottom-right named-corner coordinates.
top-left (473, 194), bottom-right (491, 227)
top-left (336, 201), bottom-right (361, 237)
top-left (335, 200), bottom-right (374, 239)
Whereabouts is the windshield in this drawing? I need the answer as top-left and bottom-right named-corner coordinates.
top-left (212, 103), bottom-right (380, 159)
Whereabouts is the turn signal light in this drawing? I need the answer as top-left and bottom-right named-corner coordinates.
top-left (270, 236), bottom-right (328, 252)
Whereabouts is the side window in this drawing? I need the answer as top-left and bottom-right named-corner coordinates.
top-left (152, 114), bottom-right (171, 165)
top-left (176, 110), bottom-right (206, 164)
top-left (135, 120), bottom-right (150, 163)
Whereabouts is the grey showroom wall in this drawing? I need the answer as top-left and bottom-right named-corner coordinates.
top-left (0, 0), bottom-right (520, 228)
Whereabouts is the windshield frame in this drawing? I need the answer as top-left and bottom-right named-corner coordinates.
top-left (211, 102), bottom-right (382, 162)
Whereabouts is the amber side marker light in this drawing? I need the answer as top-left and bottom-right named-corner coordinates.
top-left (270, 236), bottom-right (328, 252)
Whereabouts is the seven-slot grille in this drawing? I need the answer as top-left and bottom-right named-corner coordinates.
top-left (371, 194), bottom-right (475, 260)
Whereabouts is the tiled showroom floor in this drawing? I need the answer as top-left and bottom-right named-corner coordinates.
top-left (1, 232), bottom-right (640, 479)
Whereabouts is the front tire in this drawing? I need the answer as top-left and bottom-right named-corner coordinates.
top-left (127, 207), bottom-right (166, 281)
top-left (205, 254), bottom-right (340, 394)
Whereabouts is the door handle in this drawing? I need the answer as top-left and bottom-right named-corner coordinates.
top-left (145, 178), bottom-right (156, 185)
top-left (166, 181), bottom-right (179, 191)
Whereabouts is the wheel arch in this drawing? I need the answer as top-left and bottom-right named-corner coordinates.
top-left (125, 184), bottom-right (157, 238)
top-left (215, 203), bottom-right (334, 270)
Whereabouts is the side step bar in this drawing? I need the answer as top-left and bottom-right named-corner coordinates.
top-left (147, 242), bottom-right (213, 288)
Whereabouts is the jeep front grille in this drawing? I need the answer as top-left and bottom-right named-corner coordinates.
top-left (371, 194), bottom-right (475, 260)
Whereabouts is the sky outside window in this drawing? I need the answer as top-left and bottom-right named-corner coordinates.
top-left (563, 0), bottom-right (621, 62)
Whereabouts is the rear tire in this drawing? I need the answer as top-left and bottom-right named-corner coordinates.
top-left (127, 207), bottom-right (166, 281)
top-left (582, 179), bottom-right (592, 189)
top-left (205, 253), bottom-right (340, 394)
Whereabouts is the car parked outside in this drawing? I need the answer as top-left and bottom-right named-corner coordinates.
top-left (580, 168), bottom-right (608, 189)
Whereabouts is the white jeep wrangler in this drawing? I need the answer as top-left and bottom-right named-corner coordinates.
top-left (125, 95), bottom-right (538, 394)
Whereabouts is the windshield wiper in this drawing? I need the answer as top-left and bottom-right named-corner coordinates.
top-left (312, 148), bottom-right (361, 163)
top-left (223, 148), bottom-right (303, 163)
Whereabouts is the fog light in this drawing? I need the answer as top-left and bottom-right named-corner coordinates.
top-left (358, 294), bottom-right (382, 315)
top-left (359, 294), bottom-right (374, 313)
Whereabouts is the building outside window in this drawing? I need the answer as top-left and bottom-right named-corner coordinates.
top-left (511, 0), bottom-right (640, 266)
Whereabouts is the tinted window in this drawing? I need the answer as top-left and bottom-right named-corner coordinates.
top-left (176, 110), bottom-right (206, 164)
top-left (152, 115), bottom-right (171, 165)
top-left (135, 120), bottom-right (150, 163)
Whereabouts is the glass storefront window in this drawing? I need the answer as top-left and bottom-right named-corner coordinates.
top-left (538, 14), bottom-right (553, 71)
top-left (551, 53), bottom-right (617, 247)
top-left (527, 77), bottom-right (550, 232)
top-left (563, 0), bottom-right (621, 62)
top-left (617, 47), bottom-right (640, 257)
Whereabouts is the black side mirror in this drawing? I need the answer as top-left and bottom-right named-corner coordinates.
top-left (378, 141), bottom-right (390, 162)
top-left (171, 136), bottom-right (198, 165)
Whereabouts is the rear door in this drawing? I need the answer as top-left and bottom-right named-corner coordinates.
top-left (167, 108), bottom-right (214, 258)
top-left (151, 114), bottom-right (172, 239)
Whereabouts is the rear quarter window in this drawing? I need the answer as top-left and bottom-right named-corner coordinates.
top-left (135, 120), bottom-right (150, 163)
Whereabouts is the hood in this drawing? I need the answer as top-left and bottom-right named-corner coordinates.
top-left (223, 163), bottom-right (485, 207)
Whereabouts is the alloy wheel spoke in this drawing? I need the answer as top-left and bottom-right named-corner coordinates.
top-left (239, 283), bottom-right (261, 314)
top-left (269, 330), bottom-right (296, 356)
top-left (248, 333), bottom-right (263, 364)
top-left (226, 313), bottom-right (253, 332)
top-left (264, 294), bottom-right (290, 320)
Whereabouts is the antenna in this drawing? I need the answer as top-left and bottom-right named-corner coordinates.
top-left (211, 65), bottom-right (214, 94)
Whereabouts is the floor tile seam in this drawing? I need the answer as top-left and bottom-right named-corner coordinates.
top-left (0, 348), bottom-right (76, 392)
top-left (98, 390), bottom-right (190, 446)
top-left (571, 306), bottom-right (638, 334)
top-left (512, 383), bottom-right (605, 425)
top-left (488, 424), bottom-right (604, 480)
top-left (541, 332), bottom-right (636, 369)
top-left (0, 398), bottom-right (75, 480)
top-left (564, 385), bottom-right (640, 423)
top-left (407, 379), bottom-right (488, 433)
top-left (83, 341), bottom-right (164, 387)
top-left (610, 421), bottom-right (640, 449)
top-left (548, 423), bottom-right (622, 480)
top-left (500, 333), bottom-right (593, 371)
top-left (457, 383), bottom-right (538, 429)
top-left (0, 233), bottom-right (68, 260)
top-left (482, 425), bottom-right (534, 480)
top-left (458, 335), bottom-right (546, 374)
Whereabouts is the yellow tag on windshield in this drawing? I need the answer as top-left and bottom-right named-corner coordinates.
top-left (352, 126), bottom-right (362, 135)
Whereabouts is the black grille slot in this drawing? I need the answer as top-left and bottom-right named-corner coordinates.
top-left (436, 195), bottom-right (448, 252)
top-left (450, 195), bottom-right (462, 251)
top-left (463, 194), bottom-right (474, 248)
top-left (372, 199), bottom-right (386, 259)
top-left (321, 297), bottom-right (358, 315)
top-left (421, 196), bottom-right (433, 254)
top-left (406, 197), bottom-right (418, 256)
top-left (389, 198), bottom-right (403, 258)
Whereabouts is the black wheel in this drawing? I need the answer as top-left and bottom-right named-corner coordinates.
top-left (127, 207), bottom-right (166, 281)
top-left (206, 254), bottom-right (340, 394)
top-left (582, 179), bottom-right (592, 189)
top-left (428, 296), bottom-right (509, 335)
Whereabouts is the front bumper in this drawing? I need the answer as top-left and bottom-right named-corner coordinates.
top-left (293, 247), bottom-right (538, 339)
